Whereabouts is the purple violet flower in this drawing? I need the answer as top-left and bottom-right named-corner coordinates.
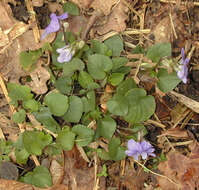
top-left (177, 48), bottom-right (189, 84)
top-left (125, 139), bottom-right (155, 160)
top-left (41, 12), bottom-right (68, 40)
top-left (56, 45), bottom-right (74, 63)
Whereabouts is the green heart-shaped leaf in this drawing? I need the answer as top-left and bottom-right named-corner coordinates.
top-left (23, 131), bottom-right (52, 155)
top-left (63, 58), bottom-right (85, 76)
top-left (62, 96), bottom-right (83, 123)
top-left (104, 35), bottom-right (124, 56)
top-left (146, 43), bottom-right (171, 62)
top-left (107, 94), bottom-right (128, 116)
top-left (44, 92), bottom-right (69, 116)
top-left (72, 125), bottom-right (94, 146)
top-left (78, 71), bottom-right (100, 90)
top-left (87, 54), bottom-right (113, 80)
top-left (124, 88), bottom-right (155, 123)
top-left (56, 130), bottom-right (75, 150)
top-left (157, 69), bottom-right (181, 93)
top-left (97, 116), bottom-right (116, 140)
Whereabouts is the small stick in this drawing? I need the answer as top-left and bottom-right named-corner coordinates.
top-left (172, 140), bottom-right (193, 146)
top-left (120, 159), bottom-right (125, 176)
top-left (93, 153), bottom-right (99, 190)
top-left (76, 145), bottom-right (90, 162)
top-left (145, 119), bottom-right (166, 129)
top-left (0, 128), bottom-right (5, 140)
top-left (123, 29), bottom-right (151, 35)
top-left (31, 155), bottom-right (40, 166)
top-left (169, 12), bottom-right (178, 39)
top-left (0, 74), bottom-right (14, 113)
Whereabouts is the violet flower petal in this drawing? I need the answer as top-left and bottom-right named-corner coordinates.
top-left (141, 152), bottom-right (148, 160)
top-left (181, 48), bottom-right (185, 60)
top-left (57, 13), bottom-right (69, 20)
top-left (133, 153), bottom-right (140, 161)
top-left (41, 12), bottom-right (68, 40)
top-left (176, 48), bottom-right (189, 84)
top-left (127, 139), bottom-right (138, 149)
top-left (125, 150), bottom-right (134, 157)
top-left (41, 14), bottom-right (60, 40)
top-left (126, 139), bottom-right (155, 160)
top-left (56, 46), bottom-right (73, 63)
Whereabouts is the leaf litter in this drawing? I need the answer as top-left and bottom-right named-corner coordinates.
top-left (0, 0), bottom-right (199, 190)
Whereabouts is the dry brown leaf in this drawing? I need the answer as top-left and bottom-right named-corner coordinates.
top-left (68, 15), bottom-right (88, 35)
top-left (63, 147), bottom-right (95, 190)
top-left (48, 2), bottom-right (64, 14)
top-left (50, 157), bottom-right (64, 185)
top-left (0, 161), bottom-right (18, 180)
top-left (32, 0), bottom-right (44, 7)
top-left (70, 0), bottom-right (94, 9)
top-left (0, 27), bottom-right (9, 47)
top-left (95, 1), bottom-right (128, 35)
top-left (155, 95), bottom-right (171, 120)
top-left (0, 179), bottom-right (36, 190)
top-left (157, 147), bottom-right (199, 190)
top-left (0, 112), bottom-right (19, 142)
top-left (152, 16), bottom-right (171, 43)
top-left (18, 30), bottom-right (55, 51)
top-left (0, 179), bottom-right (69, 190)
top-left (0, 2), bottom-right (15, 30)
top-left (0, 3), bottom-right (31, 48)
top-left (161, 128), bottom-right (189, 138)
top-left (3, 0), bottom-right (16, 5)
top-left (0, 2), bottom-right (54, 83)
top-left (109, 161), bottom-right (149, 190)
top-left (27, 60), bottom-right (50, 94)
top-left (91, 0), bottom-right (118, 16)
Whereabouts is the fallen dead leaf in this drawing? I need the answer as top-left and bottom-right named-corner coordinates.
top-left (62, 147), bottom-right (95, 190)
top-left (68, 15), bottom-right (88, 35)
top-left (32, 0), bottom-right (44, 7)
top-left (70, 0), bottom-right (93, 9)
top-left (155, 95), bottom-right (171, 120)
top-left (27, 60), bottom-right (50, 94)
top-left (152, 16), bottom-right (171, 43)
top-left (18, 30), bottom-right (56, 51)
top-left (48, 2), bottom-right (64, 14)
top-left (95, 1), bottom-right (128, 35)
top-left (50, 156), bottom-right (64, 185)
top-left (0, 179), bottom-right (69, 190)
top-left (0, 2), bottom-right (55, 83)
top-left (108, 161), bottom-right (149, 190)
top-left (91, 0), bottom-right (118, 16)
top-left (161, 128), bottom-right (189, 138)
top-left (157, 146), bottom-right (199, 190)
top-left (0, 161), bottom-right (18, 180)
top-left (0, 27), bottom-right (9, 47)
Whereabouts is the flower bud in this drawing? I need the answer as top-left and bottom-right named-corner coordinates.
top-left (77, 40), bottom-right (85, 49)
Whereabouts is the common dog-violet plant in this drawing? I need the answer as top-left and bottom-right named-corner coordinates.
top-left (9, 2), bottom-right (187, 187)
